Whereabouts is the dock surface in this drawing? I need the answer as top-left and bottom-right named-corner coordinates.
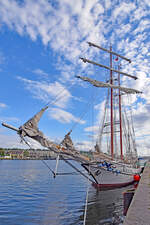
top-left (123, 162), bottom-right (150, 225)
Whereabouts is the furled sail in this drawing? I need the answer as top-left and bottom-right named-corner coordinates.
top-left (18, 106), bottom-right (58, 150)
top-left (19, 106), bottom-right (48, 138)
top-left (16, 107), bottom-right (89, 163)
top-left (76, 76), bottom-right (142, 94)
top-left (61, 130), bottom-right (75, 150)
top-left (80, 58), bottom-right (137, 79)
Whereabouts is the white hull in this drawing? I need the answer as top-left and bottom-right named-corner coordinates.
top-left (82, 162), bottom-right (141, 189)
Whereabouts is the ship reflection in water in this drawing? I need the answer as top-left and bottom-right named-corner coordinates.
top-left (83, 186), bottom-right (131, 225)
top-left (0, 160), bottom-right (134, 225)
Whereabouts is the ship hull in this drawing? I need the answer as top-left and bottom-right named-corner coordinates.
top-left (92, 180), bottom-right (134, 190)
top-left (82, 163), bottom-right (140, 190)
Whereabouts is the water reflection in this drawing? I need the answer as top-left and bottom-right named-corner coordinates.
top-left (80, 184), bottom-right (134, 225)
top-left (0, 160), bottom-right (134, 225)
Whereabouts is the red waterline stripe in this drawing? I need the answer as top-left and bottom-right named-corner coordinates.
top-left (92, 180), bottom-right (135, 190)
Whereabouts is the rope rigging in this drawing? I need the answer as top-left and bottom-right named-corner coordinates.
top-left (127, 94), bottom-right (137, 155)
top-left (69, 92), bottom-right (97, 133)
top-left (44, 80), bottom-right (75, 108)
top-left (121, 94), bottom-right (137, 160)
top-left (97, 88), bottom-right (110, 152)
top-left (41, 159), bottom-right (56, 177)
top-left (41, 75), bottom-right (101, 139)
top-left (83, 165), bottom-right (90, 225)
top-left (96, 67), bottom-right (110, 153)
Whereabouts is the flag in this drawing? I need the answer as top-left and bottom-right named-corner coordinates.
top-left (115, 56), bottom-right (119, 61)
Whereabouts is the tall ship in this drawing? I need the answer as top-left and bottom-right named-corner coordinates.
top-left (2, 42), bottom-right (142, 189)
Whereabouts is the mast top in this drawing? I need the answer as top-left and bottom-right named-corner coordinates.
top-left (87, 42), bottom-right (131, 63)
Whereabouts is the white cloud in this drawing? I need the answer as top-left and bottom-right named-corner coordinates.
top-left (0, 133), bottom-right (27, 148)
top-left (33, 69), bottom-right (48, 77)
top-left (115, 23), bottom-right (131, 38)
top-left (48, 107), bottom-right (85, 124)
top-left (0, 116), bottom-right (19, 124)
top-left (84, 125), bottom-right (99, 133)
top-left (143, 0), bottom-right (150, 7)
top-left (136, 137), bottom-right (150, 156)
top-left (93, 2), bottom-right (104, 15)
top-left (131, 7), bottom-right (147, 22)
top-left (0, 0), bottom-right (107, 62)
top-left (0, 0), bottom-right (150, 155)
top-left (0, 103), bottom-right (7, 108)
top-left (0, 0), bottom-right (148, 79)
top-left (17, 76), bottom-right (72, 108)
top-left (104, 0), bottom-right (111, 9)
top-left (75, 140), bottom-right (94, 151)
top-left (133, 19), bottom-right (150, 35)
top-left (16, 76), bottom-right (86, 125)
top-left (0, 132), bottom-right (43, 149)
top-left (112, 2), bottom-right (136, 20)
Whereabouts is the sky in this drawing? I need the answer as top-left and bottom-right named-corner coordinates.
top-left (0, 0), bottom-right (150, 156)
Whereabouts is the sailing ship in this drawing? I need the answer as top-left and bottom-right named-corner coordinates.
top-left (2, 42), bottom-right (142, 190)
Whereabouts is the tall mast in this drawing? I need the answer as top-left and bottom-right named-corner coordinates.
top-left (110, 46), bottom-right (114, 159)
top-left (78, 42), bottom-right (141, 159)
top-left (87, 42), bottom-right (131, 63)
top-left (118, 65), bottom-right (123, 160)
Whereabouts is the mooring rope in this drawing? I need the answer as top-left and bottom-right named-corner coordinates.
top-left (83, 165), bottom-right (90, 225)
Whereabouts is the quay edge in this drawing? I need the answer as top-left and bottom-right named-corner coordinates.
top-left (123, 162), bottom-right (150, 225)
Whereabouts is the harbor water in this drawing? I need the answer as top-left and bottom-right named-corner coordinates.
top-left (0, 160), bottom-right (133, 225)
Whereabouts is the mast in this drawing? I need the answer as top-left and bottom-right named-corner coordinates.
top-left (110, 45), bottom-right (114, 159)
top-left (118, 65), bottom-right (123, 160)
top-left (78, 42), bottom-right (141, 159)
top-left (80, 57), bottom-right (137, 80)
top-left (87, 42), bottom-right (131, 63)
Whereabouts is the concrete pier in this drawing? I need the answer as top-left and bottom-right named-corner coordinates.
top-left (123, 162), bottom-right (150, 225)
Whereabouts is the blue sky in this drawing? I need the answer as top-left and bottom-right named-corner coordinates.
top-left (0, 0), bottom-right (150, 156)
